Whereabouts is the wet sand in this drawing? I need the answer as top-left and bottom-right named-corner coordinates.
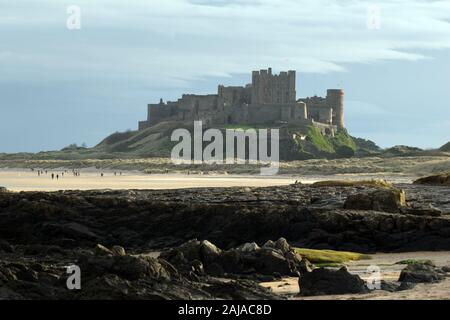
top-left (0, 170), bottom-right (297, 191)
top-left (0, 169), bottom-right (415, 192)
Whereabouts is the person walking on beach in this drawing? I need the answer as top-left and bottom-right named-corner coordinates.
top-left (56, 174), bottom-right (59, 180)
top-left (51, 173), bottom-right (54, 180)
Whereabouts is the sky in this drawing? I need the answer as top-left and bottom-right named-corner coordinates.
top-left (0, 0), bottom-right (449, 152)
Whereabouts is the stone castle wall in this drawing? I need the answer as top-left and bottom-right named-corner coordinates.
top-left (138, 68), bottom-right (343, 135)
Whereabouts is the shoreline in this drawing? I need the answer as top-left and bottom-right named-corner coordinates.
top-left (0, 169), bottom-right (417, 192)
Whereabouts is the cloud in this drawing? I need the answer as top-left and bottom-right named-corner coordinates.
top-left (1, 0), bottom-right (450, 87)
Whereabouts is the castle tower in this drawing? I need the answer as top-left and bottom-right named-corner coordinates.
top-left (251, 68), bottom-right (296, 104)
top-left (326, 89), bottom-right (344, 128)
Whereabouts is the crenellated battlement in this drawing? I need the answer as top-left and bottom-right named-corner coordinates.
top-left (138, 68), bottom-right (344, 134)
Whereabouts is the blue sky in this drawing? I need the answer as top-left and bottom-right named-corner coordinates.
top-left (1, 0), bottom-right (449, 152)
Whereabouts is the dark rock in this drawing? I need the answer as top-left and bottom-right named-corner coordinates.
top-left (380, 280), bottom-right (416, 292)
top-left (251, 248), bottom-right (292, 275)
top-left (297, 257), bottom-right (314, 274)
top-left (161, 238), bottom-right (307, 278)
top-left (39, 222), bottom-right (101, 241)
top-left (204, 279), bottom-right (284, 300)
top-left (23, 244), bottom-right (67, 256)
top-left (403, 205), bottom-right (442, 217)
top-left (0, 240), bottom-right (13, 253)
top-left (95, 244), bottom-right (113, 256)
top-left (398, 262), bottom-right (445, 283)
top-left (299, 267), bottom-right (369, 296)
top-left (79, 254), bottom-right (172, 281)
top-left (344, 188), bottom-right (406, 213)
top-left (441, 266), bottom-right (450, 273)
top-left (237, 242), bottom-right (260, 252)
top-left (200, 240), bottom-right (222, 264)
top-left (379, 280), bottom-right (399, 292)
top-left (274, 238), bottom-right (291, 254)
top-left (397, 281), bottom-right (417, 291)
top-left (414, 173), bottom-right (450, 186)
top-left (111, 245), bottom-right (126, 256)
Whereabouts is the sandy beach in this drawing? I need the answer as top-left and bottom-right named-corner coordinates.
top-left (0, 170), bottom-right (297, 191)
top-left (261, 251), bottom-right (450, 300)
top-left (0, 169), bottom-right (417, 192)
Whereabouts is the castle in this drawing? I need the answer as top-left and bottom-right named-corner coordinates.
top-left (138, 68), bottom-right (344, 136)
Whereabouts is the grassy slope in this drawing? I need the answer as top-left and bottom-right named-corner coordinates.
top-left (440, 141), bottom-right (450, 152)
top-left (293, 126), bottom-right (358, 159)
top-left (306, 126), bottom-right (335, 153)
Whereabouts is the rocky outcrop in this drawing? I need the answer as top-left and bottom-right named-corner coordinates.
top-left (0, 244), bottom-right (281, 300)
top-left (344, 188), bottom-right (406, 213)
top-left (1, 184), bottom-right (450, 253)
top-left (2, 184), bottom-right (450, 300)
top-left (414, 173), bottom-right (450, 186)
top-left (398, 262), bottom-right (447, 283)
top-left (299, 266), bottom-right (369, 296)
top-left (379, 280), bottom-right (416, 292)
top-left (160, 238), bottom-right (309, 280)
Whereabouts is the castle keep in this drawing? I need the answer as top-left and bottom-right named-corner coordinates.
top-left (138, 68), bottom-right (344, 135)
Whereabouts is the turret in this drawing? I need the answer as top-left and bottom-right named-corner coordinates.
top-left (326, 89), bottom-right (344, 128)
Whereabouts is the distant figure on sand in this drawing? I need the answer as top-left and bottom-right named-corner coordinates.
top-left (51, 173), bottom-right (54, 180)
top-left (56, 175), bottom-right (59, 180)
top-left (101, 173), bottom-right (104, 177)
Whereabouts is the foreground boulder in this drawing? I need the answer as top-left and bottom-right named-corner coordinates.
top-left (398, 262), bottom-right (446, 283)
top-left (0, 243), bottom-right (281, 300)
top-left (299, 266), bottom-right (369, 296)
top-left (344, 188), bottom-right (406, 213)
top-left (160, 238), bottom-right (309, 279)
top-left (76, 246), bottom-right (282, 300)
top-left (414, 173), bottom-right (450, 186)
top-left (380, 280), bottom-right (416, 292)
